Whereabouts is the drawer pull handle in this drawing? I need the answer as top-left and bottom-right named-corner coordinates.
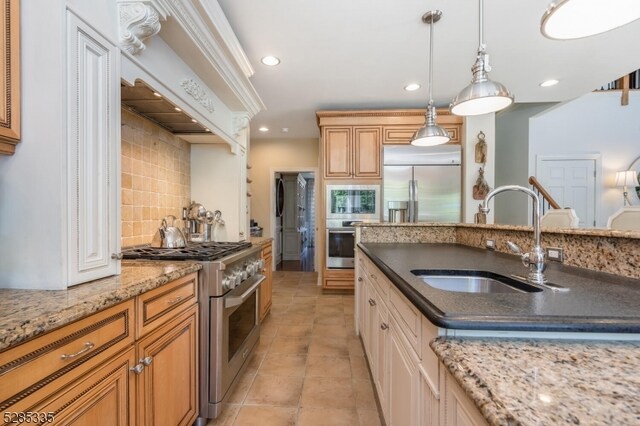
top-left (380, 323), bottom-right (389, 330)
top-left (130, 364), bottom-right (144, 374)
top-left (166, 295), bottom-right (183, 304)
top-left (60, 342), bottom-right (95, 360)
top-left (368, 298), bottom-right (376, 306)
top-left (357, 277), bottom-right (363, 282)
top-left (141, 356), bottom-right (153, 366)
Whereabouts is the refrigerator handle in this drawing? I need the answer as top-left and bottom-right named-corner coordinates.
top-left (409, 180), bottom-right (418, 222)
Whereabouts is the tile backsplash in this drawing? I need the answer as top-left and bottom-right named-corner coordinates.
top-left (121, 109), bottom-right (190, 247)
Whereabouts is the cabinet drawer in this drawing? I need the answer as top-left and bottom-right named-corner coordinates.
top-left (0, 300), bottom-right (134, 408)
top-left (389, 286), bottom-right (421, 358)
top-left (136, 273), bottom-right (197, 337)
top-left (261, 242), bottom-right (273, 257)
top-left (368, 267), bottom-right (389, 301)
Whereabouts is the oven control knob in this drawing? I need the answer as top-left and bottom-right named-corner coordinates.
top-left (246, 264), bottom-right (255, 276)
top-left (222, 276), bottom-right (232, 290)
top-left (241, 269), bottom-right (248, 280)
top-left (234, 272), bottom-right (242, 286)
top-left (257, 259), bottom-right (265, 270)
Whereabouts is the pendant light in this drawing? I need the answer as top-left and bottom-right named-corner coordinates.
top-left (541, 0), bottom-right (640, 40)
top-left (450, 0), bottom-right (513, 116)
top-left (411, 10), bottom-right (450, 147)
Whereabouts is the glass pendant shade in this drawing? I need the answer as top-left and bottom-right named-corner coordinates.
top-left (411, 10), bottom-right (450, 147)
top-left (541, 0), bottom-right (640, 40)
top-left (450, 0), bottom-right (514, 117)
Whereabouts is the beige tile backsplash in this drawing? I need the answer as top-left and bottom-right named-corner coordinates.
top-left (121, 109), bottom-right (190, 247)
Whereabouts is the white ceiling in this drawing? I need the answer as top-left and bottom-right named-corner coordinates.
top-left (217, 0), bottom-right (640, 139)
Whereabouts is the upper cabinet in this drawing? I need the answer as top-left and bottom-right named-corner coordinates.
top-left (0, 0), bottom-right (20, 154)
top-left (322, 126), bottom-right (382, 179)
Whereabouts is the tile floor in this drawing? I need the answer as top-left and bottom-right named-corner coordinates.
top-left (208, 270), bottom-right (383, 426)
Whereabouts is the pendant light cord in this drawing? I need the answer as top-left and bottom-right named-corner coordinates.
top-left (478, 0), bottom-right (485, 52)
top-left (428, 13), bottom-right (434, 106)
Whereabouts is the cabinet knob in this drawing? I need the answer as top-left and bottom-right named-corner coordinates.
top-left (141, 356), bottom-right (153, 366)
top-left (357, 277), bottom-right (363, 282)
top-left (368, 298), bottom-right (376, 306)
top-left (130, 364), bottom-right (144, 374)
top-left (380, 323), bottom-right (389, 330)
top-left (111, 252), bottom-right (123, 260)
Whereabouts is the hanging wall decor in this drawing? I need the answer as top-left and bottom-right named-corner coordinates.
top-left (473, 167), bottom-right (491, 200)
top-left (474, 131), bottom-right (487, 164)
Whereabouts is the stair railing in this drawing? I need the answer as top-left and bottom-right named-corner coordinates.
top-left (528, 176), bottom-right (560, 217)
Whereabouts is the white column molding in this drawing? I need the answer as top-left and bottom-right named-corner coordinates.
top-left (232, 113), bottom-right (250, 137)
top-left (118, 0), bottom-right (169, 55)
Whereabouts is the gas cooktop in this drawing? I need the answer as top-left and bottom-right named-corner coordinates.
top-left (121, 241), bottom-right (252, 262)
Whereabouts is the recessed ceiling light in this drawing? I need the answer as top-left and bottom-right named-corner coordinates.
top-left (281, 128), bottom-right (289, 133)
top-left (540, 79), bottom-right (559, 87)
top-left (261, 56), bottom-right (280, 66)
top-left (174, 107), bottom-right (182, 112)
top-left (404, 83), bottom-right (421, 91)
top-left (205, 128), bottom-right (210, 132)
top-left (191, 119), bottom-right (198, 123)
top-left (153, 92), bottom-right (162, 98)
top-left (258, 126), bottom-right (269, 132)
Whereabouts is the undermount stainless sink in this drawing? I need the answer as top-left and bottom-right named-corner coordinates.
top-left (411, 270), bottom-right (543, 294)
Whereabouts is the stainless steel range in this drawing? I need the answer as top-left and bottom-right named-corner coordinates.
top-left (122, 241), bottom-right (265, 424)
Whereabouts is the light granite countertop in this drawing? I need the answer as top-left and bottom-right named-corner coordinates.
top-left (250, 236), bottom-right (273, 247)
top-left (0, 260), bottom-right (202, 351)
top-left (431, 338), bottom-right (640, 426)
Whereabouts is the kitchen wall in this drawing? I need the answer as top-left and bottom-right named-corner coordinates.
top-left (249, 138), bottom-right (319, 240)
top-left (462, 114), bottom-right (495, 224)
top-left (121, 109), bottom-right (191, 247)
top-left (495, 103), bottom-right (555, 225)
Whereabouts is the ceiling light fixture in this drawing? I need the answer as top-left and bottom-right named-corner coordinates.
top-left (174, 107), bottom-right (182, 112)
top-left (541, 0), bottom-right (640, 40)
top-left (539, 79), bottom-right (559, 87)
top-left (191, 119), bottom-right (198, 123)
top-left (404, 83), bottom-right (421, 92)
top-left (411, 10), bottom-right (450, 147)
top-left (450, 0), bottom-right (513, 116)
top-left (153, 92), bottom-right (162, 98)
top-left (261, 56), bottom-right (280, 66)
top-left (258, 126), bottom-right (269, 132)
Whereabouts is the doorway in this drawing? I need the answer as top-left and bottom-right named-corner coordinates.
top-left (273, 171), bottom-right (316, 272)
top-left (536, 155), bottom-right (600, 227)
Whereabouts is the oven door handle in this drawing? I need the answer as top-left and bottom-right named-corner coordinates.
top-left (224, 275), bottom-right (265, 309)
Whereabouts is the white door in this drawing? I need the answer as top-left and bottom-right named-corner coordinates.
top-left (537, 158), bottom-right (596, 227)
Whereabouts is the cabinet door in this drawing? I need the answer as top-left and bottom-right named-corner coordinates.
top-left (420, 366), bottom-right (440, 426)
top-left (374, 296), bottom-right (389, 421)
top-left (9, 347), bottom-right (137, 425)
top-left (353, 127), bottom-right (381, 178)
top-left (260, 245), bottom-right (273, 322)
top-left (387, 318), bottom-right (420, 426)
top-left (136, 305), bottom-right (199, 426)
top-left (66, 11), bottom-right (120, 285)
top-left (443, 368), bottom-right (488, 426)
top-left (324, 127), bottom-right (351, 178)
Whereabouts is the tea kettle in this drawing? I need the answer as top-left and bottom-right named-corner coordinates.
top-left (151, 215), bottom-right (187, 248)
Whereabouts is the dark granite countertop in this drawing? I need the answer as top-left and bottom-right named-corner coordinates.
top-left (359, 243), bottom-right (640, 333)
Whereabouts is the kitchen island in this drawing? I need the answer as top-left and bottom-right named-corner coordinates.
top-left (356, 241), bottom-right (640, 426)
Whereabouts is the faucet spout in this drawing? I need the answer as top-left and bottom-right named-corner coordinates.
top-left (481, 185), bottom-right (546, 285)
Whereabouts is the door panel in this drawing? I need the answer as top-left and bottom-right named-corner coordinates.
top-left (413, 166), bottom-right (461, 223)
top-left (538, 159), bottom-right (596, 227)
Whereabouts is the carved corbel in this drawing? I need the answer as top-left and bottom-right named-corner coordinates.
top-left (118, 1), bottom-right (168, 55)
top-left (232, 113), bottom-right (250, 138)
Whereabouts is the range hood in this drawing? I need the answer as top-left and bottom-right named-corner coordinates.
top-left (121, 80), bottom-right (212, 134)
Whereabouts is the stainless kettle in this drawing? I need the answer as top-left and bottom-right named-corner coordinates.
top-left (151, 215), bottom-right (187, 248)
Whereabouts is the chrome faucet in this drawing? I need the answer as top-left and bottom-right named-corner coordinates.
top-left (480, 185), bottom-right (547, 285)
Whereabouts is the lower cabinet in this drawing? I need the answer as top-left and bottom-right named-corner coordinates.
top-left (356, 251), bottom-right (487, 426)
top-left (259, 241), bottom-right (273, 321)
top-left (0, 273), bottom-right (199, 426)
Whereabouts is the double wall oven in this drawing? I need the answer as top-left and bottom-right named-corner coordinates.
top-left (325, 184), bottom-right (380, 269)
top-left (122, 242), bottom-right (264, 424)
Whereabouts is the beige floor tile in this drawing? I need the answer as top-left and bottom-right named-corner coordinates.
top-left (286, 304), bottom-right (317, 315)
top-left (245, 352), bottom-right (265, 376)
top-left (314, 313), bottom-right (346, 326)
top-left (206, 404), bottom-right (240, 426)
top-left (269, 336), bottom-right (310, 354)
top-left (349, 355), bottom-right (370, 380)
top-left (353, 379), bottom-right (378, 410)
top-left (290, 296), bottom-right (317, 305)
top-left (259, 353), bottom-right (307, 377)
top-left (278, 313), bottom-right (315, 324)
top-left (357, 409), bottom-right (383, 426)
top-left (260, 321), bottom-right (279, 338)
top-left (255, 334), bottom-right (275, 354)
top-left (244, 375), bottom-right (304, 407)
top-left (297, 408), bottom-right (359, 426)
top-left (309, 336), bottom-right (349, 357)
top-left (300, 377), bottom-right (356, 409)
top-left (347, 338), bottom-right (365, 358)
top-left (232, 406), bottom-right (297, 426)
top-left (316, 305), bottom-right (344, 317)
top-left (306, 356), bottom-right (351, 378)
top-left (316, 296), bottom-right (344, 305)
top-left (226, 372), bottom-right (256, 404)
top-left (312, 324), bottom-right (348, 338)
top-left (277, 324), bottom-right (313, 337)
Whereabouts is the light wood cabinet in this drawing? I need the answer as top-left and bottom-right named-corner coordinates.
top-left (322, 126), bottom-right (382, 179)
top-left (0, 273), bottom-right (199, 425)
top-left (382, 123), bottom-right (462, 145)
top-left (259, 241), bottom-right (273, 321)
top-left (0, 0), bottom-right (20, 154)
top-left (442, 368), bottom-right (488, 426)
top-left (388, 316), bottom-right (421, 426)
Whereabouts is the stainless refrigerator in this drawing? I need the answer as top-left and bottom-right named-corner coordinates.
top-left (383, 145), bottom-right (461, 222)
